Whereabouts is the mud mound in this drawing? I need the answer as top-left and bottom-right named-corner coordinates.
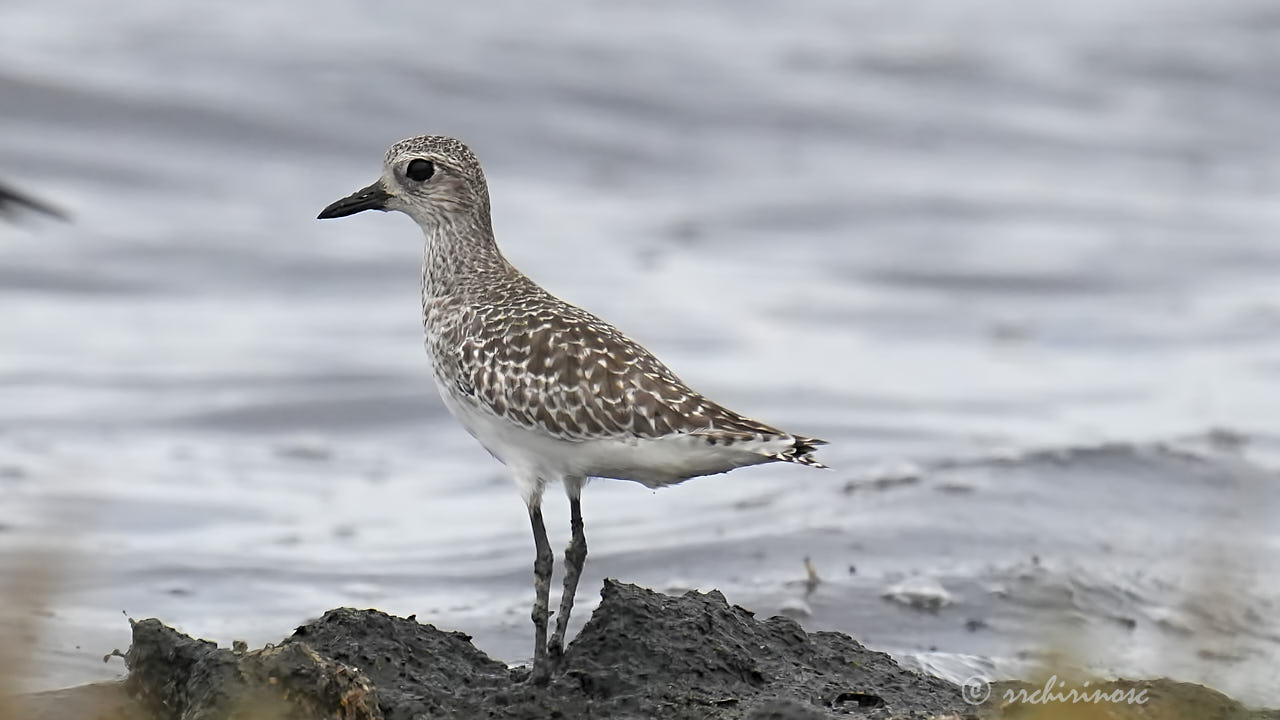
top-left (125, 617), bottom-right (380, 720)
top-left (121, 580), bottom-right (970, 719)
top-left (556, 579), bottom-right (962, 716)
top-left (21, 580), bottom-right (1280, 719)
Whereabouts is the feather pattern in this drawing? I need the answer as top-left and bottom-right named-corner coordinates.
top-left (321, 134), bottom-right (828, 681)
top-left (426, 270), bottom-right (826, 468)
top-left (368, 135), bottom-right (826, 484)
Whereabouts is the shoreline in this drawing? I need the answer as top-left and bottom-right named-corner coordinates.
top-left (13, 579), bottom-right (1279, 720)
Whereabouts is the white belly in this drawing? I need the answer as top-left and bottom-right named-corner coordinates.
top-left (433, 378), bottom-right (778, 493)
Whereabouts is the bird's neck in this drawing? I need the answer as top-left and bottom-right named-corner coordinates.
top-left (420, 207), bottom-right (512, 300)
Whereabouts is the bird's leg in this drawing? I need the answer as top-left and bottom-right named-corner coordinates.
top-left (548, 492), bottom-right (587, 664)
top-left (527, 503), bottom-right (554, 684)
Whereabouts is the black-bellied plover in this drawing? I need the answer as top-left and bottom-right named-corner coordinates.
top-left (318, 135), bottom-right (826, 682)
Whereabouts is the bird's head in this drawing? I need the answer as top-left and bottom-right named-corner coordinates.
top-left (318, 135), bottom-right (490, 230)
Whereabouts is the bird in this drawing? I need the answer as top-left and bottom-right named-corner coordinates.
top-left (317, 135), bottom-right (827, 683)
top-left (0, 181), bottom-right (67, 222)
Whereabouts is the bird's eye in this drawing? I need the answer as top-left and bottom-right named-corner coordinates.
top-left (406, 159), bottom-right (435, 182)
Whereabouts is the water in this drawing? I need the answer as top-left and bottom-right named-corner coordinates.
top-left (2, 0), bottom-right (1279, 706)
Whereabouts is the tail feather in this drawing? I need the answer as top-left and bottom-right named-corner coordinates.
top-left (771, 435), bottom-right (829, 469)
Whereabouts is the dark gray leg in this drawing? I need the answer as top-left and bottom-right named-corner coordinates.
top-left (527, 503), bottom-right (554, 684)
top-left (548, 494), bottom-right (587, 663)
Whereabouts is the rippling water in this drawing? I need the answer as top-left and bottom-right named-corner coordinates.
top-left (2, 0), bottom-right (1279, 707)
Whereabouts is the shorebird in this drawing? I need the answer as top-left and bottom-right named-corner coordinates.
top-left (318, 135), bottom-right (827, 682)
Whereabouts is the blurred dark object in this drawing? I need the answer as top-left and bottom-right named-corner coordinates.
top-left (0, 180), bottom-right (68, 221)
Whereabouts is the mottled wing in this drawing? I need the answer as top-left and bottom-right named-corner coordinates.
top-left (453, 297), bottom-right (784, 443)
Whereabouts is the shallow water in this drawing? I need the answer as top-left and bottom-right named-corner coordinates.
top-left (2, 0), bottom-right (1279, 707)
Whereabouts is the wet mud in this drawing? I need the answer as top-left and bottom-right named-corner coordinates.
top-left (128, 580), bottom-right (969, 720)
top-left (16, 580), bottom-right (1279, 720)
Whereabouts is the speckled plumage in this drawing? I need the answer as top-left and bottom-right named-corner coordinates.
top-left (427, 268), bottom-right (826, 453)
top-left (385, 136), bottom-right (826, 480)
top-left (319, 134), bottom-right (826, 682)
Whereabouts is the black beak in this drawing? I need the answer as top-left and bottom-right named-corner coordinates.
top-left (317, 180), bottom-right (392, 219)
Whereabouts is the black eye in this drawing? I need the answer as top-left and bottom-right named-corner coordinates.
top-left (406, 159), bottom-right (435, 182)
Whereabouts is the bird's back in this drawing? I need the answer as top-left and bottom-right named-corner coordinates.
top-left (423, 271), bottom-right (825, 485)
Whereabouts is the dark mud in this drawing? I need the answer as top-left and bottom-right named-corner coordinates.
top-left (19, 580), bottom-right (1279, 720)
top-left (123, 580), bottom-right (968, 720)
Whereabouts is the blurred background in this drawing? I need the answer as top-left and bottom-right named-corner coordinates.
top-left (2, 0), bottom-right (1278, 707)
